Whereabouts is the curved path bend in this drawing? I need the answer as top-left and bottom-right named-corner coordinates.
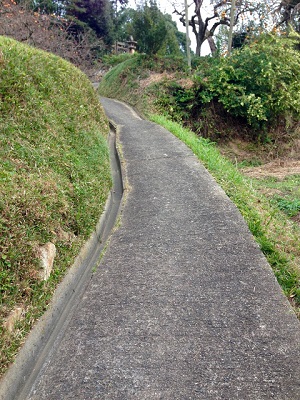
top-left (18, 98), bottom-right (300, 398)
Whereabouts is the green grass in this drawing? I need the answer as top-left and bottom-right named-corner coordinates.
top-left (0, 36), bottom-right (112, 374)
top-left (98, 54), bottom-right (187, 115)
top-left (150, 114), bottom-right (300, 315)
top-left (251, 175), bottom-right (300, 217)
top-left (99, 55), bottom-right (150, 108)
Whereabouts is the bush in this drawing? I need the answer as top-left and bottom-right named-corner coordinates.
top-left (196, 33), bottom-right (300, 132)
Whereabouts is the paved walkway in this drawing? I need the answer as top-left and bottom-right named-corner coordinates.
top-left (24, 98), bottom-right (300, 398)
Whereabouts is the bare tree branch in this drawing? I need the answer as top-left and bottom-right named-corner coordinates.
top-left (173, 0), bottom-right (279, 55)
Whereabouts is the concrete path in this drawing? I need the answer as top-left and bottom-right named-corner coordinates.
top-left (23, 98), bottom-right (300, 398)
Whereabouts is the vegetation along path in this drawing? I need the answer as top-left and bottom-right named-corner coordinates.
top-left (10, 98), bottom-right (300, 398)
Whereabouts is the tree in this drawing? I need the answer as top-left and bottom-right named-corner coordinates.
top-left (131, 1), bottom-right (167, 54)
top-left (275, 0), bottom-right (300, 32)
top-left (64, 0), bottom-right (114, 44)
top-left (159, 13), bottom-right (187, 56)
top-left (173, 0), bottom-right (273, 56)
top-left (109, 0), bottom-right (129, 42)
top-left (129, 1), bottom-right (185, 55)
top-left (29, 0), bottom-right (64, 14)
top-left (110, 6), bottom-right (135, 41)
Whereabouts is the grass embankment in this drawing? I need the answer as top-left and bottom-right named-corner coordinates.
top-left (0, 36), bottom-right (111, 374)
top-left (99, 54), bottom-right (188, 116)
top-left (99, 54), bottom-right (300, 316)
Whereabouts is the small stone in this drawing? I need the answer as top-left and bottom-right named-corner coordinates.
top-left (56, 228), bottom-right (75, 243)
top-left (38, 242), bottom-right (56, 281)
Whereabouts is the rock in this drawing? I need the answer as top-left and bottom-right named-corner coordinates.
top-left (38, 242), bottom-right (56, 281)
top-left (56, 228), bottom-right (76, 243)
top-left (4, 307), bottom-right (24, 333)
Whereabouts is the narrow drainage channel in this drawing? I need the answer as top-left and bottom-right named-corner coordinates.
top-left (0, 124), bottom-right (124, 400)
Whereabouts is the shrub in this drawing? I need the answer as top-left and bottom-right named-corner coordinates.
top-left (196, 33), bottom-right (300, 133)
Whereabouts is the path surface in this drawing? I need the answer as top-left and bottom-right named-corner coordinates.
top-left (27, 98), bottom-right (300, 399)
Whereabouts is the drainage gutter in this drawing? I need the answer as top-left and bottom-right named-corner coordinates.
top-left (0, 123), bottom-right (124, 400)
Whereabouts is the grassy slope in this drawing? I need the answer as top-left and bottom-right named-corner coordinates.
top-left (99, 54), bottom-right (188, 116)
top-left (99, 55), bottom-right (300, 315)
top-left (0, 36), bottom-right (111, 373)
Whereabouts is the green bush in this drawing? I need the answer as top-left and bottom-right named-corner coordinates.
top-left (152, 81), bottom-right (197, 122)
top-left (196, 33), bottom-right (300, 131)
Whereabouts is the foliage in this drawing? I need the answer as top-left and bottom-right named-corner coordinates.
top-left (275, 0), bottom-right (300, 33)
top-left (106, 1), bottom-right (187, 56)
top-left (109, 5), bottom-right (135, 42)
top-left (157, 14), bottom-right (186, 56)
top-left (99, 34), bottom-right (300, 142)
top-left (173, 0), bottom-right (271, 55)
top-left (65, 0), bottom-right (114, 45)
top-left (152, 81), bottom-right (198, 124)
top-left (196, 33), bottom-right (300, 133)
top-left (0, 36), bottom-right (111, 373)
top-left (29, 0), bottom-right (64, 14)
top-left (130, 1), bottom-right (166, 55)
top-left (25, 0), bottom-right (129, 45)
top-left (1, 0), bottom-right (186, 62)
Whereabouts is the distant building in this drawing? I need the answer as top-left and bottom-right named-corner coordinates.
top-left (115, 36), bottom-right (137, 54)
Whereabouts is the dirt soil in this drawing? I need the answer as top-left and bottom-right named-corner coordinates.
top-left (219, 138), bottom-right (300, 180)
top-left (139, 72), bottom-right (171, 89)
top-left (242, 159), bottom-right (300, 179)
top-left (139, 72), bottom-right (194, 90)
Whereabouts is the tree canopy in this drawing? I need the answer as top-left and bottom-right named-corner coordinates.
top-left (2, 0), bottom-right (299, 63)
top-left (127, 1), bottom-right (185, 55)
top-left (172, 0), bottom-right (300, 56)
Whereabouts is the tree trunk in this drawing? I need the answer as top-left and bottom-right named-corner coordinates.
top-left (207, 36), bottom-right (216, 54)
top-left (193, 13), bottom-right (205, 56)
top-left (196, 36), bottom-right (201, 56)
